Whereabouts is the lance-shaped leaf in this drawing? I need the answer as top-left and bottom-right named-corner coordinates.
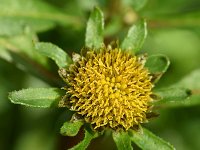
top-left (153, 88), bottom-right (191, 105)
top-left (145, 54), bottom-right (170, 83)
top-left (121, 19), bottom-right (147, 54)
top-left (174, 69), bottom-right (200, 89)
top-left (129, 128), bottom-right (175, 150)
top-left (60, 120), bottom-right (83, 137)
top-left (113, 131), bottom-right (132, 150)
top-left (85, 7), bottom-right (104, 49)
top-left (9, 88), bottom-right (65, 107)
top-left (163, 69), bottom-right (200, 107)
top-left (35, 42), bottom-right (72, 68)
top-left (69, 127), bottom-right (98, 150)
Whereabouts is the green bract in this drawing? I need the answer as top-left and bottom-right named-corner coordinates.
top-left (8, 7), bottom-right (197, 150)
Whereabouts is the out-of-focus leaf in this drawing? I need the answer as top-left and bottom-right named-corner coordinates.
top-left (129, 128), bottom-right (175, 150)
top-left (60, 120), bottom-right (83, 136)
top-left (145, 54), bottom-right (170, 83)
top-left (113, 131), bottom-right (132, 150)
top-left (0, 46), bottom-right (12, 62)
top-left (153, 88), bottom-right (191, 104)
top-left (35, 42), bottom-right (72, 68)
top-left (0, 0), bottom-right (81, 33)
top-left (123, 0), bottom-right (148, 11)
top-left (174, 69), bottom-right (200, 89)
top-left (164, 95), bottom-right (200, 108)
top-left (149, 11), bottom-right (200, 28)
top-left (0, 28), bottom-right (48, 67)
top-left (9, 88), bottom-right (65, 107)
top-left (69, 127), bottom-right (98, 150)
top-left (164, 69), bottom-right (200, 107)
top-left (85, 7), bottom-right (104, 49)
top-left (121, 20), bottom-right (147, 54)
top-left (0, 31), bottom-right (62, 85)
top-left (0, 18), bottom-right (24, 36)
top-left (14, 130), bottom-right (56, 150)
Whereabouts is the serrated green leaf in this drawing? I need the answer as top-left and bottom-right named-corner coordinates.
top-left (9, 88), bottom-right (65, 107)
top-left (113, 131), bottom-right (132, 150)
top-left (0, 0), bottom-right (81, 33)
top-left (129, 128), bottom-right (175, 150)
top-left (153, 88), bottom-right (191, 104)
top-left (60, 120), bottom-right (83, 136)
top-left (35, 42), bottom-right (72, 68)
top-left (121, 20), bottom-right (147, 54)
top-left (69, 127), bottom-right (98, 150)
top-left (85, 7), bottom-right (104, 49)
top-left (145, 54), bottom-right (170, 83)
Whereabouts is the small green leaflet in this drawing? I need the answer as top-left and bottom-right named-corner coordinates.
top-left (60, 120), bottom-right (83, 137)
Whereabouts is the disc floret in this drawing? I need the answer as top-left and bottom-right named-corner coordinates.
top-left (59, 45), bottom-right (153, 130)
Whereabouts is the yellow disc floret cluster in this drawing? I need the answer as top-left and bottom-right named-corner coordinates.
top-left (60, 46), bottom-right (153, 130)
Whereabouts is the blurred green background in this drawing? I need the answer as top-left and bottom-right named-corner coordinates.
top-left (0, 0), bottom-right (200, 149)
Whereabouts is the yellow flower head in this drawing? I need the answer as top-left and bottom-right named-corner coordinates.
top-left (59, 45), bottom-right (153, 130)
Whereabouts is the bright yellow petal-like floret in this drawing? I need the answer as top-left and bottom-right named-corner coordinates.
top-left (60, 46), bottom-right (153, 130)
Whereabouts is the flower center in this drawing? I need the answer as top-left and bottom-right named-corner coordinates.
top-left (60, 47), bottom-right (153, 130)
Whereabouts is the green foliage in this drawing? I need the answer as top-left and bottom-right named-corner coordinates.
top-left (145, 54), bottom-right (170, 83)
top-left (129, 128), bottom-right (175, 150)
top-left (175, 69), bottom-right (200, 89)
top-left (9, 88), bottom-right (65, 107)
top-left (60, 120), bottom-right (83, 136)
top-left (1, 0), bottom-right (200, 150)
top-left (35, 42), bottom-right (72, 68)
top-left (164, 69), bottom-right (200, 107)
top-left (69, 127), bottom-right (99, 150)
top-left (154, 88), bottom-right (191, 104)
top-left (0, 0), bottom-right (80, 33)
top-left (113, 131), bottom-right (132, 150)
top-left (145, 54), bottom-right (170, 74)
top-left (121, 20), bottom-right (147, 54)
top-left (85, 7), bottom-right (104, 49)
top-left (122, 0), bottom-right (148, 11)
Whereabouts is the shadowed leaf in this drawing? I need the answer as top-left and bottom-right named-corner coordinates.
top-left (69, 127), bottom-right (98, 150)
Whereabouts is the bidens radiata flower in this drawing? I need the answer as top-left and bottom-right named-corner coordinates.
top-left (59, 44), bottom-right (153, 131)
